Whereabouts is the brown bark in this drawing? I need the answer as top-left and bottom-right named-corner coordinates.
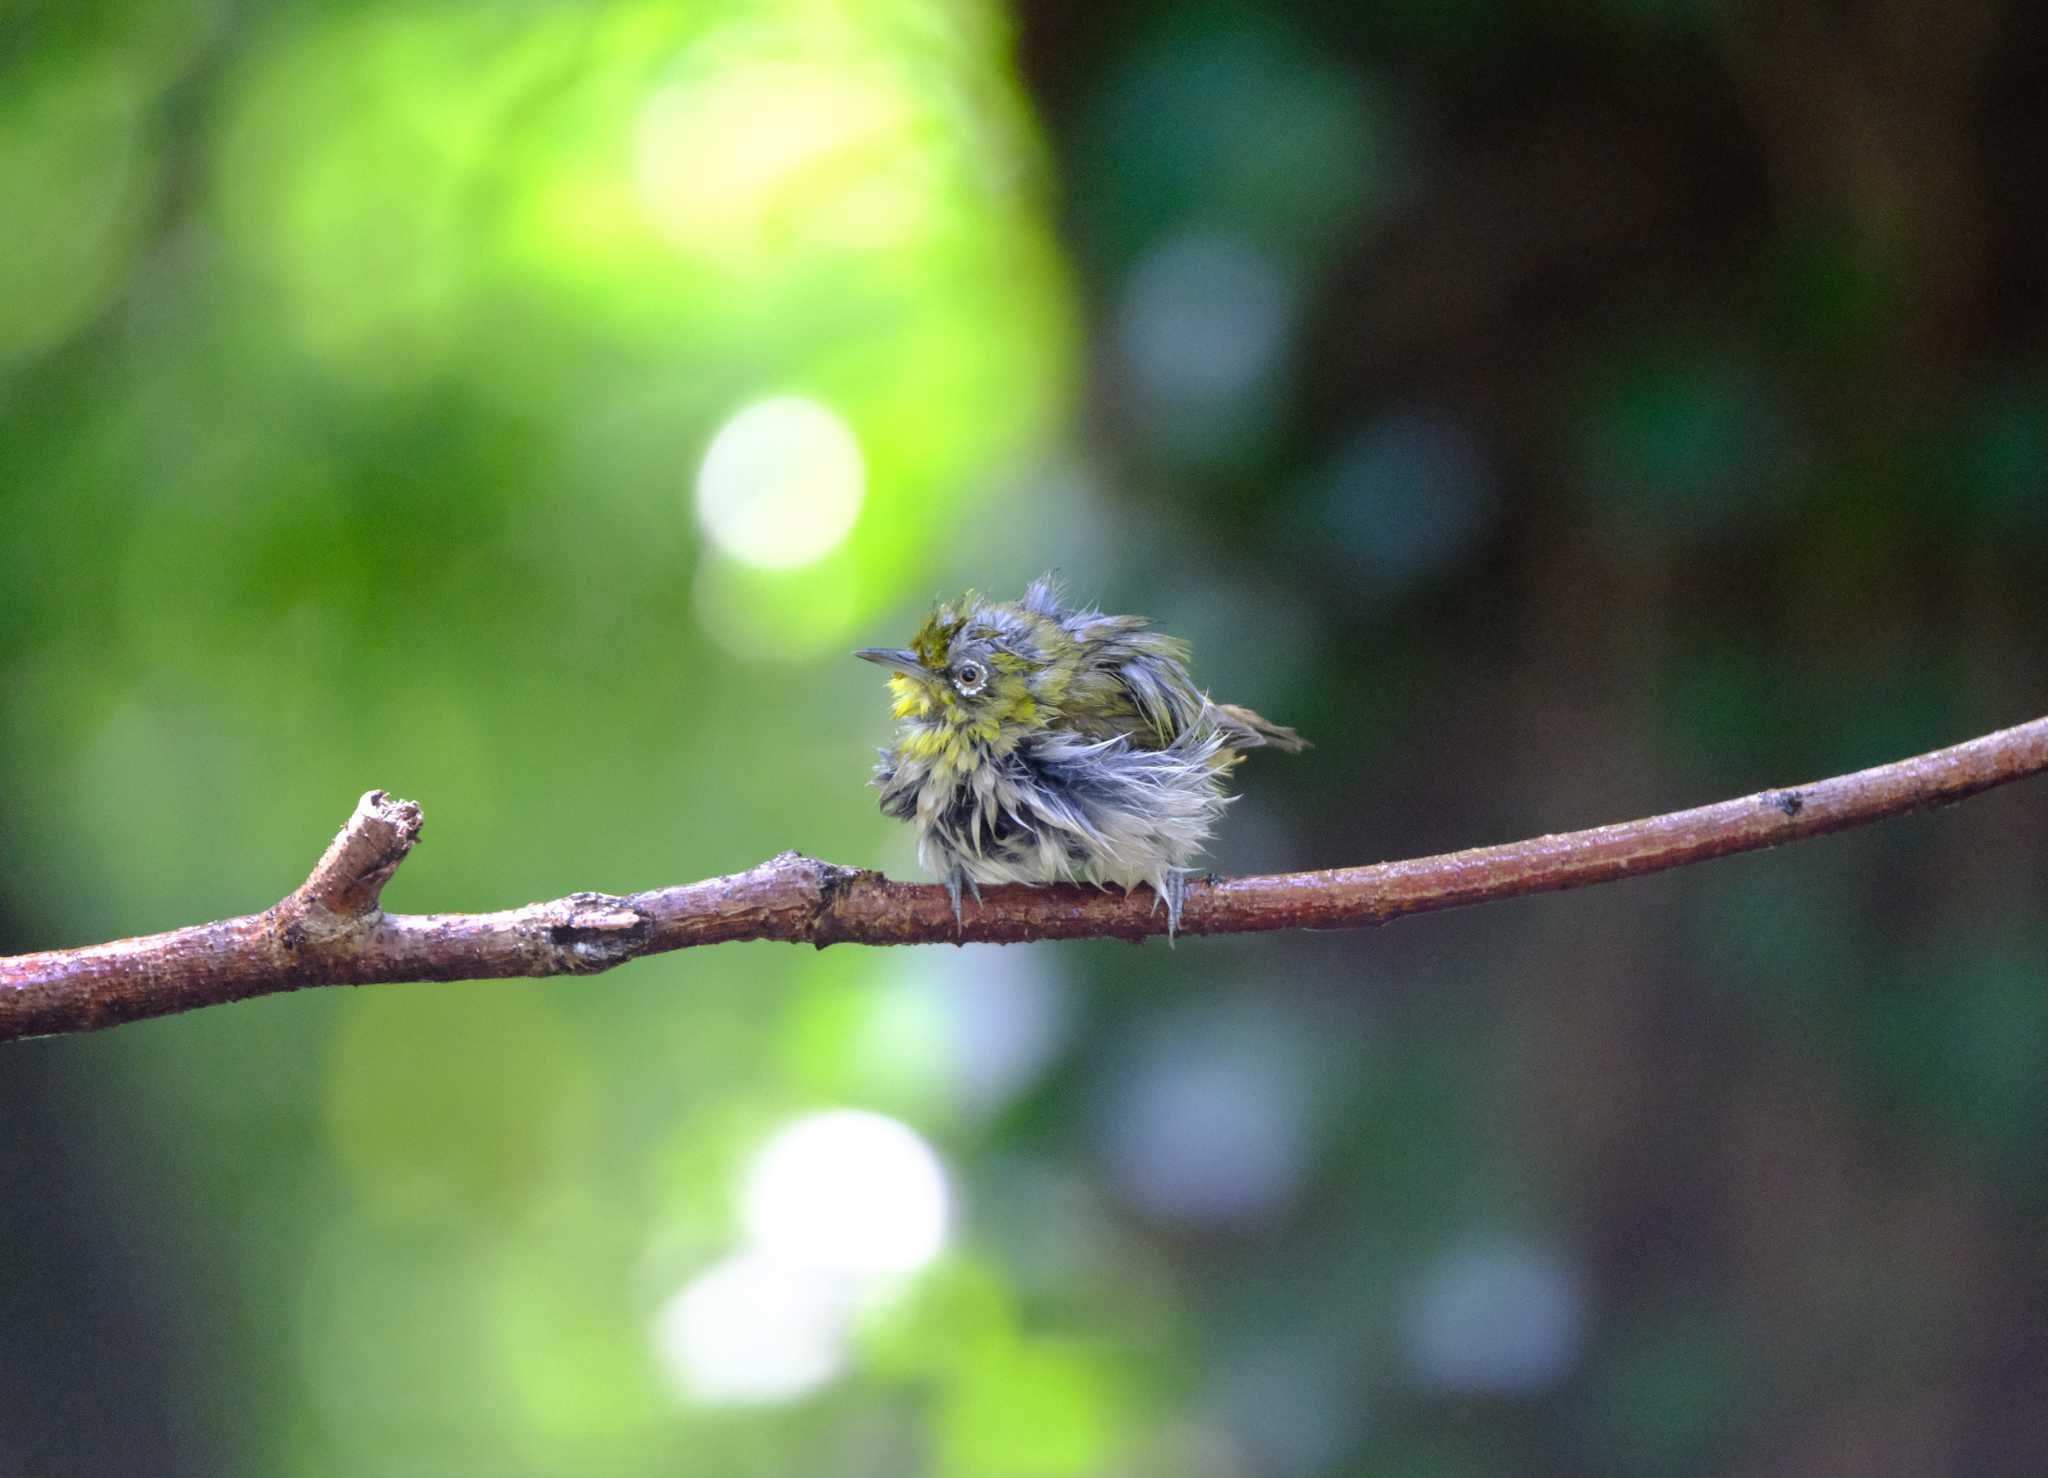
top-left (5, 714), bottom-right (2046, 1042)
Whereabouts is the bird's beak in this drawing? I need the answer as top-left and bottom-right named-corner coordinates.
top-left (853, 647), bottom-right (924, 676)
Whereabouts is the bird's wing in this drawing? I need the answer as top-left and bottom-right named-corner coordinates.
top-left (1055, 623), bottom-right (1205, 748)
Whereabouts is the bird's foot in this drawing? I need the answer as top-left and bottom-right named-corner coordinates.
top-left (1149, 868), bottom-right (1191, 943)
top-left (944, 870), bottom-right (981, 938)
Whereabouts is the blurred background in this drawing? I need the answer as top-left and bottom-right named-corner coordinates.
top-left (3, 0), bottom-right (2046, 1473)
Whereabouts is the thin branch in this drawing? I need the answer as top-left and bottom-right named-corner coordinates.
top-left (5, 714), bottom-right (2046, 1042)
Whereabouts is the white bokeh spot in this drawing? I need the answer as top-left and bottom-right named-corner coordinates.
top-left (695, 396), bottom-right (865, 569)
top-left (654, 1250), bottom-right (850, 1405)
top-left (742, 1109), bottom-right (950, 1278)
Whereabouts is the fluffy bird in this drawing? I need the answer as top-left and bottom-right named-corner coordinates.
top-left (858, 577), bottom-right (1306, 933)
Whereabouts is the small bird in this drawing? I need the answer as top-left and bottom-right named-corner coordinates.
top-left (858, 577), bottom-right (1306, 934)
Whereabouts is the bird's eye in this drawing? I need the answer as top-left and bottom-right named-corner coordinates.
top-left (953, 662), bottom-right (986, 693)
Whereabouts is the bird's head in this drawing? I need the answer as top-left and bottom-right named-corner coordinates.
top-left (856, 593), bottom-right (1065, 744)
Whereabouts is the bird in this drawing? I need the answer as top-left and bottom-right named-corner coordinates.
top-left (857, 576), bottom-right (1306, 934)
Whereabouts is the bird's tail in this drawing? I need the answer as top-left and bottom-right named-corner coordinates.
top-left (1212, 703), bottom-right (1309, 753)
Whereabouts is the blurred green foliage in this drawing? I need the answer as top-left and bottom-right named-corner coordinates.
top-left (4, 0), bottom-right (2047, 1475)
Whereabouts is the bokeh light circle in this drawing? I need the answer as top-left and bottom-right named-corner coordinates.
top-left (654, 1251), bottom-right (848, 1405)
top-left (1402, 1237), bottom-right (1587, 1395)
top-left (694, 395), bottom-right (865, 569)
top-left (742, 1109), bottom-right (950, 1277)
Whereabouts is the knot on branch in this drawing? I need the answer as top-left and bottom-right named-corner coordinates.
top-left (544, 893), bottom-right (652, 973)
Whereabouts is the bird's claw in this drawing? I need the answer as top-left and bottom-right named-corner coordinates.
top-left (945, 871), bottom-right (981, 938)
top-left (1149, 868), bottom-right (1190, 943)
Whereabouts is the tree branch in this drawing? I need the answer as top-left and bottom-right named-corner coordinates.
top-left (5, 714), bottom-right (2046, 1042)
